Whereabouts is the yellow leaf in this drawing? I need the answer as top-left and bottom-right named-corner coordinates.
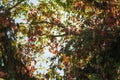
top-left (95, 9), bottom-right (102, 14)
top-left (19, 26), bottom-right (26, 31)
top-left (11, 42), bottom-right (16, 46)
top-left (87, 6), bottom-right (93, 12)
top-left (0, 78), bottom-right (5, 80)
top-left (4, 0), bottom-right (9, 3)
top-left (88, 74), bottom-right (92, 78)
top-left (39, 16), bottom-right (44, 20)
top-left (59, 64), bottom-right (64, 69)
top-left (80, 59), bottom-right (83, 63)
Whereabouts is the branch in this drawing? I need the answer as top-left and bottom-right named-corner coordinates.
top-left (50, 34), bottom-right (68, 37)
top-left (38, 33), bottom-right (68, 37)
top-left (8, 0), bottom-right (24, 10)
top-left (48, 32), bottom-right (80, 38)
top-left (32, 21), bottom-right (66, 28)
top-left (15, 59), bottom-right (29, 73)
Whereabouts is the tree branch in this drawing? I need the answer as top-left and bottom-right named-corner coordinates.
top-left (32, 20), bottom-right (66, 28)
top-left (8, 0), bottom-right (24, 10)
top-left (50, 34), bottom-right (68, 37)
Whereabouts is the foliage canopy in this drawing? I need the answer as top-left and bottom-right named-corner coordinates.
top-left (0, 0), bottom-right (120, 80)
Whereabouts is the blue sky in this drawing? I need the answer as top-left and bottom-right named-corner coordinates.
top-left (30, 0), bottom-right (39, 5)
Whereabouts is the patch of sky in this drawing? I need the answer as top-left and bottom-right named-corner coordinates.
top-left (15, 0), bottom-right (64, 78)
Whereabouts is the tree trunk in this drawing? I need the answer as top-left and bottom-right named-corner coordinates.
top-left (2, 33), bottom-right (17, 80)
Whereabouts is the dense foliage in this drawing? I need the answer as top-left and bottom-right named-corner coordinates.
top-left (0, 0), bottom-right (120, 80)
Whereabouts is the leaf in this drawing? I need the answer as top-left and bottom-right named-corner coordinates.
top-left (0, 78), bottom-right (5, 80)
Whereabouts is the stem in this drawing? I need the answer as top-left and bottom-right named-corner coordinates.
top-left (51, 34), bottom-right (68, 37)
